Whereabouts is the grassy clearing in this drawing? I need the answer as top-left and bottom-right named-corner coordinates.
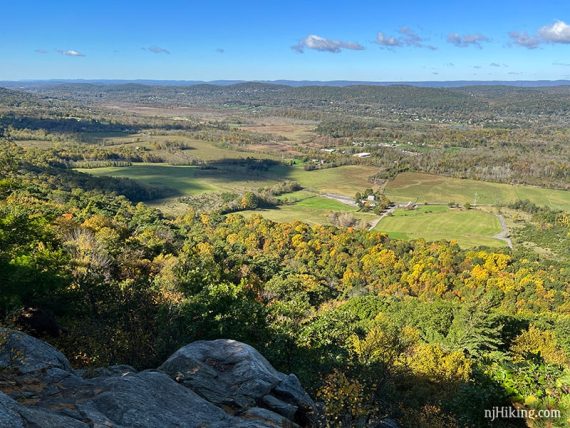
top-left (148, 189), bottom-right (373, 224)
top-left (385, 172), bottom-right (570, 211)
top-left (146, 136), bottom-right (282, 161)
top-left (242, 206), bottom-right (376, 226)
top-left (239, 117), bottom-right (316, 142)
top-left (374, 206), bottom-right (504, 248)
top-left (241, 190), bottom-right (377, 225)
top-left (77, 163), bottom-right (284, 195)
top-left (242, 190), bottom-right (378, 224)
top-left (79, 162), bottom-right (566, 247)
top-left (280, 191), bottom-right (355, 210)
top-left (242, 197), bottom-right (376, 226)
top-left (79, 163), bottom-right (381, 198)
top-left (80, 163), bottom-right (378, 224)
top-left (288, 166), bottom-right (381, 196)
top-left (100, 133), bottom-right (281, 161)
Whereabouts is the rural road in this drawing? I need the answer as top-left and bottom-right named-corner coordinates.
top-left (495, 214), bottom-right (513, 249)
top-left (368, 205), bottom-right (397, 230)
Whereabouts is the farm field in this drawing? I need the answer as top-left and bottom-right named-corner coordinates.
top-left (81, 163), bottom-right (569, 210)
top-left (287, 165), bottom-right (381, 196)
top-left (79, 163), bottom-right (381, 197)
top-left (374, 205), bottom-right (504, 248)
top-left (77, 163), bottom-right (284, 195)
top-left (103, 133), bottom-right (283, 161)
top-left (79, 163), bottom-right (567, 248)
top-left (241, 205), bottom-right (376, 226)
top-left (282, 190), bottom-right (353, 210)
top-left (242, 191), bottom-right (377, 226)
top-left (80, 162), bottom-right (382, 225)
top-left (237, 116), bottom-right (317, 154)
top-left (385, 172), bottom-right (570, 211)
top-left (136, 136), bottom-right (276, 161)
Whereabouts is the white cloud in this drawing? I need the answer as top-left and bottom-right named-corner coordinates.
top-left (375, 33), bottom-right (401, 47)
top-left (508, 31), bottom-right (541, 49)
top-left (509, 20), bottom-right (570, 49)
top-left (539, 20), bottom-right (570, 44)
top-left (58, 49), bottom-right (85, 57)
top-left (375, 27), bottom-right (436, 50)
top-left (447, 33), bottom-right (490, 48)
top-left (144, 46), bottom-right (170, 54)
top-left (292, 35), bottom-right (364, 53)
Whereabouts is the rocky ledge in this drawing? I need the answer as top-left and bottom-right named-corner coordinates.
top-left (0, 328), bottom-right (321, 427)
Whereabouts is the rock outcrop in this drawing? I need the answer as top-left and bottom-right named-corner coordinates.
top-left (0, 328), bottom-right (321, 427)
top-left (160, 339), bottom-right (319, 426)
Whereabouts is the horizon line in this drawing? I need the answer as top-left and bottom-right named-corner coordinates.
top-left (2, 78), bottom-right (570, 89)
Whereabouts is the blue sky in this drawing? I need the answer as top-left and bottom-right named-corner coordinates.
top-left (1, 0), bottom-right (570, 81)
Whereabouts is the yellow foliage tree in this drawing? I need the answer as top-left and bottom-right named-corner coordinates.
top-left (511, 325), bottom-right (568, 366)
top-left (406, 343), bottom-right (472, 383)
top-left (318, 369), bottom-right (368, 425)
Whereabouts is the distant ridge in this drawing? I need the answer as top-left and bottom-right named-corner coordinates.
top-left (2, 79), bottom-right (570, 89)
top-left (267, 79), bottom-right (570, 88)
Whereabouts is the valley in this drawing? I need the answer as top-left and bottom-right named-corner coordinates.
top-left (2, 81), bottom-right (570, 427)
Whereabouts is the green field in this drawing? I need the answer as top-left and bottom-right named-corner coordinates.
top-left (288, 166), bottom-right (381, 196)
top-left (87, 132), bottom-right (282, 161)
top-left (125, 135), bottom-right (281, 162)
top-left (80, 163), bottom-right (381, 225)
top-left (82, 164), bottom-right (570, 212)
top-left (243, 191), bottom-right (377, 226)
top-left (78, 163), bottom-right (283, 195)
top-left (374, 205), bottom-right (504, 248)
top-left (385, 172), bottom-right (570, 211)
top-left (79, 163), bottom-right (568, 247)
top-left (78, 163), bottom-right (381, 197)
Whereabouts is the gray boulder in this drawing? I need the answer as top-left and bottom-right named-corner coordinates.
top-left (2, 361), bottom-right (273, 427)
top-left (0, 329), bottom-right (320, 427)
top-left (242, 407), bottom-right (300, 427)
top-left (81, 363), bottom-right (137, 379)
top-left (159, 339), bottom-right (320, 426)
top-left (0, 327), bottom-right (72, 374)
top-left (0, 392), bottom-right (24, 428)
top-left (70, 370), bottom-right (252, 427)
top-left (0, 391), bottom-right (87, 428)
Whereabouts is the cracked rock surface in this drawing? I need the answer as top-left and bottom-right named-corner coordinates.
top-left (0, 328), bottom-right (321, 427)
